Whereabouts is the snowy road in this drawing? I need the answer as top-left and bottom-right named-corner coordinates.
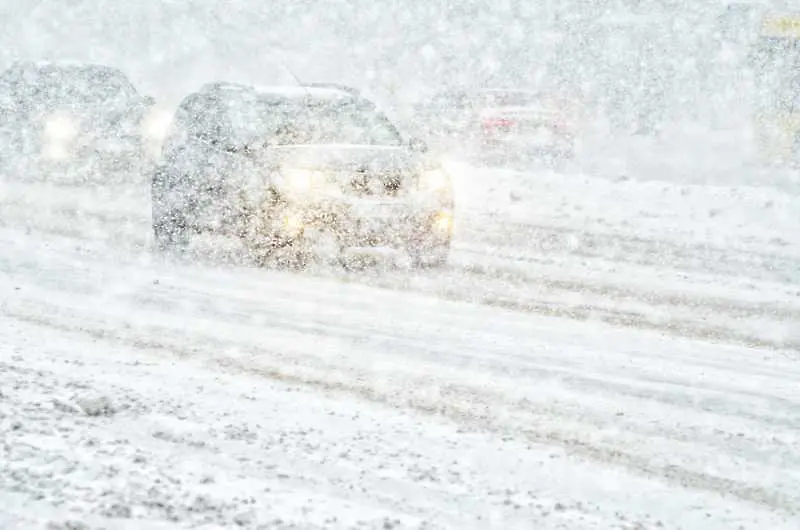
top-left (3, 162), bottom-right (799, 351)
top-left (1, 165), bottom-right (799, 529)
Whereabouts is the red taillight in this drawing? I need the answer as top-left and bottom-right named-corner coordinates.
top-left (482, 117), bottom-right (514, 129)
top-left (551, 113), bottom-right (576, 134)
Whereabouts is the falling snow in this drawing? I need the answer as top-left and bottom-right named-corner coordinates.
top-left (1, 1), bottom-right (799, 529)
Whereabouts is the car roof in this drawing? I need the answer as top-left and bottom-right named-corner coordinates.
top-left (6, 60), bottom-right (125, 75)
top-left (302, 82), bottom-right (362, 96)
top-left (477, 88), bottom-right (540, 94)
top-left (432, 88), bottom-right (541, 97)
top-left (458, 88), bottom-right (542, 99)
top-left (197, 82), bottom-right (358, 103)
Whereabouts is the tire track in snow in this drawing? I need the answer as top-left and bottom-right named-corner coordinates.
top-left (454, 244), bottom-right (800, 321)
top-left (2, 318), bottom-right (745, 530)
top-left (1, 190), bottom-right (797, 352)
top-left (2, 280), bottom-right (799, 518)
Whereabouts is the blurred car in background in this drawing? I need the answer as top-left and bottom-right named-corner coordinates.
top-left (411, 87), bottom-right (584, 167)
top-left (749, 11), bottom-right (800, 167)
top-left (0, 60), bottom-right (171, 180)
top-left (151, 81), bottom-right (454, 269)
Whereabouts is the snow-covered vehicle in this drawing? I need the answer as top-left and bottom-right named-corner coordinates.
top-left (412, 88), bottom-right (582, 165)
top-left (750, 11), bottom-right (800, 166)
top-left (151, 82), bottom-right (454, 268)
top-left (0, 60), bottom-right (169, 179)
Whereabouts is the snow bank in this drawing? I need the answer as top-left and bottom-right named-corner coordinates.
top-left (451, 162), bottom-right (800, 258)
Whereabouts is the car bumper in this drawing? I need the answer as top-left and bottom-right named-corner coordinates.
top-left (271, 198), bottom-right (453, 249)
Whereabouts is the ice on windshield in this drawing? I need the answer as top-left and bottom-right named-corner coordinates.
top-left (220, 97), bottom-right (283, 145)
top-left (479, 90), bottom-right (546, 107)
top-left (0, 65), bottom-right (139, 114)
top-left (267, 101), bottom-right (404, 146)
top-left (171, 93), bottom-right (402, 148)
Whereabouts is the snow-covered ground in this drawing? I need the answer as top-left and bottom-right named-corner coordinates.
top-left (1, 157), bottom-right (799, 528)
top-left (446, 157), bottom-right (800, 351)
top-left (5, 153), bottom-right (798, 351)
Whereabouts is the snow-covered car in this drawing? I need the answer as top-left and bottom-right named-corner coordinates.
top-left (412, 88), bottom-right (583, 165)
top-left (0, 60), bottom-right (170, 179)
top-left (151, 82), bottom-right (454, 268)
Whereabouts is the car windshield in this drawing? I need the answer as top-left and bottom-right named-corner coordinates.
top-left (478, 91), bottom-right (544, 107)
top-left (222, 97), bottom-right (284, 144)
top-left (0, 66), bottom-right (138, 112)
top-left (428, 91), bottom-right (472, 109)
top-left (267, 101), bottom-right (404, 146)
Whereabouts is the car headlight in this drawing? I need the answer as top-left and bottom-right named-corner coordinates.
top-left (433, 211), bottom-right (453, 234)
top-left (140, 108), bottom-right (173, 141)
top-left (283, 211), bottom-right (305, 233)
top-left (418, 168), bottom-right (450, 192)
top-left (42, 142), bottom-right (72, 160)
top-left (278, 168), bottom-right (328, 194)
top-left (43, 114), bottom-right (78, 141)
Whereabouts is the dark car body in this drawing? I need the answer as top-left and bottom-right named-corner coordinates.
top-left (0, 60), bottom-right (163, 180)
top-left (151, 82), bottom-right (454, 268)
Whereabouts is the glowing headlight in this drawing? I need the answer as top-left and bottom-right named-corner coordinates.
top-left (283, 212), bottom-right (305, 233)
top-left (140, 108), bottom-right (173, 141)
top-left (418, 168), bottom-right (450, 192)
top-left (279, 168), bottom-right (328, 194)
top-left (43, 114), bottom-right (78, 141)
top-left (433, 211), bottom-right (453, 233)
top-left (42, 142), bottom-right (71, 160)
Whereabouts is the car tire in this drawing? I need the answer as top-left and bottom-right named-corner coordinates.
top-left (152, 209), bottom-right (189, 253)
top-left (151, 169), bottom-right (190, 254)
top-left (305, 228), bottom-right (344, 268)
top-left (408, 235), bottom-right (450, 269)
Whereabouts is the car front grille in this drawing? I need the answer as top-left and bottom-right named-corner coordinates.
top-left (347, 169), bottom-right (405, 197)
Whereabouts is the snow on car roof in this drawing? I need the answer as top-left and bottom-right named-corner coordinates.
top-left (476, 88), bottom-right (541, 95)
top-left (255, 85), bottom-right (355, 100)
top-left (432, 88), bottom-right (540, 97)
top-left (11, 60), bottom-right (124, 73)
top-left (199, 81), bottom-right (355, 102)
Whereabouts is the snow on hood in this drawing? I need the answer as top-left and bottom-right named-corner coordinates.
top-left (263, 144), bottom-right (423, 173)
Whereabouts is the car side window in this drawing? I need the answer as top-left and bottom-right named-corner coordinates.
top-left (162, 93), bottom-right (210, 156)
top-left (0, 67), bottom-right (21, 111)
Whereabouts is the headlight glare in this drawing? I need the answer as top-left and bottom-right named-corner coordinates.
top-left (418, 168), bottom-right (450, 192)
top-left (44, 114), bottom-right (78, 141)
top-left (433, 211), bottom-right (453, 233)
top-left (283, 212), bottom-right (304, 233)
top-left (140, 108), bottom-right (173, 141)
top-left (279, 168), bottom-right (327, 194)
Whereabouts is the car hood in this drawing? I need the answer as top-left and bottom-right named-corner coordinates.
top-left (262, 144), bottom-right (426, 174)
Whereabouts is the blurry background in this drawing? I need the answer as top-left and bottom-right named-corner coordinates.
top-left (0, 0), bottom-right (792, 182)
top-left (0, 2), bottom-right (761, 105)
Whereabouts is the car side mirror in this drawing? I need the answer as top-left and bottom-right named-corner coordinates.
top-left (409, 137), bottom-right (428, 153)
